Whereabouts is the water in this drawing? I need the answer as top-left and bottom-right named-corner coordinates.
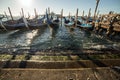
top-left (0, 25), bottom-right (120, 54)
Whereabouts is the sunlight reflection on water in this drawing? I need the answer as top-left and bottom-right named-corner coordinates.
top-left (0, 25), bottom-right (120, 53)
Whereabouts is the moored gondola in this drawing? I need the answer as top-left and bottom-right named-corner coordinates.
top-left (45, 9), bottom-right (59, 29)
top-left (64, 17), bottom-right (75, 27)
top-left (0, 16), bottom-right (48, 31)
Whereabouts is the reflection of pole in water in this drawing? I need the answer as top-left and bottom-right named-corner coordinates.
top-left (49, 27), bottom-right (58, 38)
top-left (81, 40), bottom-right (83, 50)
top-left (67, 27), bottom-right (75, 35)
top-left (66, 27), bottom-right (75, 34)
top-left (69, 27), bottom-right (74, 33)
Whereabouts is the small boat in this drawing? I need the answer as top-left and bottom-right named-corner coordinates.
top-left (64, 17), bottom-right (75, 27)
top-left (65, 21), bottom-right (74, 27)
top-left (77, 17), bottom-right (93, 30)
top-left (0, 18), bottom-right (26, 30)
top-left (46, 11), bottom-right (59, 29)
top-left (26, 16), bottom-right (48, 29)
top-left (50, 16), bottom-right (60, 28)
top-left (77, 23), bottom-right (93, 30)
top-left (0, 16), bottom-right (47, 30)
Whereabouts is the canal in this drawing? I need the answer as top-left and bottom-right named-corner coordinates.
top-left (0, 25), bottom-right (120, 54)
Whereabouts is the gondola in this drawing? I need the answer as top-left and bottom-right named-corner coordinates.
top-left (77, 17), bottom-right (93, 30)
top-left (64, 17), bottom-right (75, 27)
top-left (46, 11), bottom-right (59, 29)
top-left (77, 23), bottom-right (93, 30)
top-left (0, 16), bottom-right (47, 31)
top-left (49, 17), bottom-right (59, 28)
top-left (26, 16), bottom-right (48, 29)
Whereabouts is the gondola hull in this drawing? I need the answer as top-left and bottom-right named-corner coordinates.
top-left (77, 23), bottom-right (93, 30)
top-left (0, 23), bottom-right (48, 30)
top-left (64, 22), bottom-right (75, 27)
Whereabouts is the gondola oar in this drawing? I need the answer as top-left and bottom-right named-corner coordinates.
top-left (4, 11), bottom-right (9, 20)
top-left (23, 17), bottom-right (29, 29)
top-left (21, 8), bottom-right (29, 29)
top-left (0, 20), bottom-right (7, 31)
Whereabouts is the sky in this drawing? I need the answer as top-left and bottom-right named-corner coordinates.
top-left (0, 0), bottom-right (120, 16)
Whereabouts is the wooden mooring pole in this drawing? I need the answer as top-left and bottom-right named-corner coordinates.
top-left (82, 10), bottom-right (84, 17)
top-left (96, 10), bottom-right (100, 18)
top-left (4, 11), bottom-right (9, 20)
top-left (61, 9), bottom-right (63, 26)
top-left (88, 8), bottom-right (91, 19)
top-left (48, 7), bottom-right (50, 16)
top-left (69, 12), bottom-right (71, 19)
top-left (21, 8), bottom-right (24, 18)
top-left (75, 8), bottom-right (79, 27)
top-left (8, 7), bottom-right (14, 21)
top-left (34, 8), bottom-right (38, 18)
top-left (94, 0), bottom-right (100, 20)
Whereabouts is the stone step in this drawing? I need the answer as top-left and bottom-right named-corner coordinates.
top-left (0, 59), bottom-right (120, 69)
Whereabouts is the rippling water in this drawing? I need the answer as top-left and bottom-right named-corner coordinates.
top-left (0, 25), bottom-right (120, 53)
